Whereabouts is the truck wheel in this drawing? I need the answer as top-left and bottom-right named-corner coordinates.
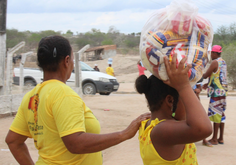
top-left (99, 92), bottom-right (111, 95)
top-left (83, 83), bottom-right (96, 95)
top-left (24, 80), bottom-right (35, 87)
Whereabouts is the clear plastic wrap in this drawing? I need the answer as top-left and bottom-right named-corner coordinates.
top-left (140, 0), bottom-right (213, 86)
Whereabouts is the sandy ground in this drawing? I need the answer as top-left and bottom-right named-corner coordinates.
top-left (1, 92), bottom-right (236, 165)
top-left (1, 54), bottom-right (236, 164)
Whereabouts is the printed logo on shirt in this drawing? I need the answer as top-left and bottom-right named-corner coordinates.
top-left (28, 94), bottom-right (43, 137)
top-left (28, 94), bottom-right (39, 124)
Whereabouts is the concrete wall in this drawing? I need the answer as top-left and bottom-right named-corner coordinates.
top-left (0, 87), bottom-right (82, 118)
top-left (0, 93), bottom-right (24, 118)
top-left (102, 49), bottom-right (116, 59)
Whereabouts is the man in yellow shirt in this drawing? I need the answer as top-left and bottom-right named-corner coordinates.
top-left (106, 64), bottom-right (115, 76)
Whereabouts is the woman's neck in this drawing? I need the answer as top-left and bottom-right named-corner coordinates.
top-left (43, 71), bottom-right (67, 83)
top-left (151, 109), bottom-right (174, 121)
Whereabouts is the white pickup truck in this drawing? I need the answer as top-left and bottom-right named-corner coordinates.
top-left (13, 61), bottom-right (119, 95)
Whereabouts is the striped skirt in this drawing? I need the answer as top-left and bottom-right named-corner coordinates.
top-left (208, 96), bottom-right (226, 123)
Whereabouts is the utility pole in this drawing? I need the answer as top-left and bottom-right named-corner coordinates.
top-left (0, 0), bottom-right (7, 95)
top-left (75, 44), bottom-right (90, 96)
top-left (6, 41), bottom-right (25, 95)
top-left (19, 52), bottom-right (33, 89)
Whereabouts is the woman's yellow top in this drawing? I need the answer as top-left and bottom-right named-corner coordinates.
top-left (139, 118), bottom-right (198, 165)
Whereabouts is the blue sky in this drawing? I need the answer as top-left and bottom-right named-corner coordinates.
top-left (7, 0), bottom-right (236, 34)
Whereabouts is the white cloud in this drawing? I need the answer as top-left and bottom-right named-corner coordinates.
top-left (6, 0), bottom-right (236, 34)
top-left (7, 9), bottom-right (157, 34)
top-left (90, 13), bottom-right (117, 26)
top-left (8, 0), bottom-right (169, 13)
top-left (201, 13), bottom-right (236, 30)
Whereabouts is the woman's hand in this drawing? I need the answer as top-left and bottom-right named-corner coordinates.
top-left (121, 112), bottom-right (151, 140)
top-left (163, 54), bottom-right (192, 92)
top-left (62, 112), bottom-right (151, 154)
top-left (153, 54), bottom-right (212, 146)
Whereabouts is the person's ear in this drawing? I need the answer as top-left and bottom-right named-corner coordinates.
top-left (64, 55), bottom-right (70, 68)
top-left (165, 95), bottom-right (174, 108)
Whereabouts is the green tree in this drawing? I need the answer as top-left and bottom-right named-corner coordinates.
top-left (89, 28), bottom-right (105, 46)
top-left (66, 30), bottom-right (73, 35)
top-left (214, 23), bottom-right (236, 89)
top-left (76, 37), bottom-right (91, 49)
top-left (124, 34), bottom-right (140, 48)
top-left (27, 33), bottom-right (41, 43)
top-left (106, 26), bottom-right (121, 47)
top-left (101, 39), bottom-right (113, 45)
top-left (40, 30), bottom-right (61, 38)
top-left (221, 44), bottom-right (236, 88)
top-left (6, 29), bottom-right (27, 49)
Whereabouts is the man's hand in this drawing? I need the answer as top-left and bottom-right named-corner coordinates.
top-left (202, 83), bottom-right (208, 90)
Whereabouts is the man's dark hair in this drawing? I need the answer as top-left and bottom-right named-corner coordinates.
top-left (37, 35), bottom-right (72, 72)
top-left (212, 51), bottom-right (221, 56)
top-left (135, 75), bottom-right (179, 112)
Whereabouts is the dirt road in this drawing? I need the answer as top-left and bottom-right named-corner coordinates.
top-left (1, 93), bottom-right (235, 165)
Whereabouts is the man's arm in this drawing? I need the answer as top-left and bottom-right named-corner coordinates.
top-left (203, 60), bottom-right (218, 79)
top-left (5, 131), bottom-right (34, 165)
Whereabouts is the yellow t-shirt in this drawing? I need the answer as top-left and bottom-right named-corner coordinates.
top-left (10, 79), bottom-right (102, 165)
top-left (139, 118), bottom-right (198, 165)
top-left (106, 67), bottom-right (114, 76)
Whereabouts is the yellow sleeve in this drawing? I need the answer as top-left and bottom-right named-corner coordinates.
top-left (52, 95), bottom-right (86, 137)
top-left (10, 103), bottom-right (32, 138)
top-left (111, 68), bottom-right (114, 73)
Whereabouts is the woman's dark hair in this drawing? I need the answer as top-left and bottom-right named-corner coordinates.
top-left (135, 75), bottom-right (179, 112)
top-left (37, 35), bottom-right (72, 72)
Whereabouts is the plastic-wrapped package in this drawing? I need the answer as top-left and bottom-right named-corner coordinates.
top-left (140, 0), bottom-right (213, 86)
